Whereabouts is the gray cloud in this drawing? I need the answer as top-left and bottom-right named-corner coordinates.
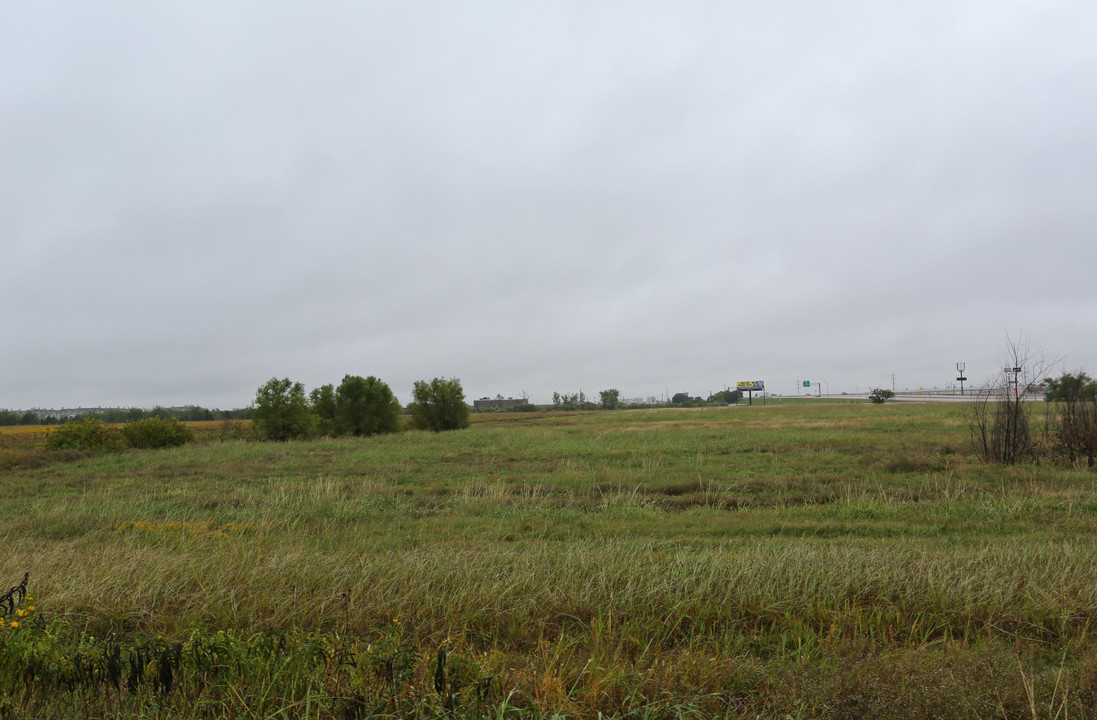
top-left (3, 1), bottom-right (1096, 409)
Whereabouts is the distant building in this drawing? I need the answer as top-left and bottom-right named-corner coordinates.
top-left (28, 407), bottom-right (109, 420)
top-left (473, 396), bottom-right (530, 410)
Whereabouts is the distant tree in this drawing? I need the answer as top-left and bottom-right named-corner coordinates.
top-left (310, 384), bottom-right (338, 436)
top-left (149, 406), bottom-right (174, 420)
top-left (599, 388), bottom-right (621, 410)
top-left (252, 377), bottom-right (316, 441)
top-left (19, 411), bottom-right (40, 425)
top-left (1044, 372), bottom-right (1097, 403)
top-left (1045, 371), bottom-right (1097, 467)
top-left (0, 410), bottom-right (18, 426)
top-left (671, 392), bottom-right (691, 404)
top-left (868, 388), bottom-right (896, 404)
top-left (98, 408), bottom-right (126, 423)
top-left (410, 377), bottom-right (470, 432)
top-left (218, 407), bottom-right (252, 421)
top-left (178, 406), bottom-right (215, 422)
top-left (335, 375), bottom-right (400, 437)
top-left (708, 390), bottom-right (742, 405)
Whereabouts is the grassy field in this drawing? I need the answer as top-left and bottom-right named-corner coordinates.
top-left (2, 402), bottom-right (1097, 718)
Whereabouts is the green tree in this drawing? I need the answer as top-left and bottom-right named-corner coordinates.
top-left (599, 388), bottom-right (621, 410)
top-left (178, 406), bottom-right (214, 422)
top-left (252, 377), bottom-right (316, 441)
top-left (1045, 372), bottom-right (1097, 467)
top-left (149, 406), bottom-right (175, 420)
top-left (1044, 372), bottom-right (1097, 402)
top-left (310, 384), bottom-right (338, 436)
top-left (868, 388), bottom-right (896, 404)
top-left (709, 389), bottom-right (742, 405)
top-left (410, 377), bottom-right (470, 432)
top-left (334, 375), bottom-right (400, 436)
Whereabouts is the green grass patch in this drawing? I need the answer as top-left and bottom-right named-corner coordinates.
top-left (4, 403), bottom-right (1097, 717)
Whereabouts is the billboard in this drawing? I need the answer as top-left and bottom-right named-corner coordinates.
top-left (736, 380), bottom-right (764, 391)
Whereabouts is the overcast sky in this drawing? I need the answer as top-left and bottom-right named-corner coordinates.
top-left (3, 1), bottom-right (1096, 409)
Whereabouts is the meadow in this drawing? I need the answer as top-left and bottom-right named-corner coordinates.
top-left (2, 402), bottom-right (1097, 718)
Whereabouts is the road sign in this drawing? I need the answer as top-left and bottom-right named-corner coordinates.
top-left (803, 381), bottom-right (811, 387)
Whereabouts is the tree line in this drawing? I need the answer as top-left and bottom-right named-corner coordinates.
top-left (0, 406), bottom-right (251, 426)
top-left (252, 375), bottom-right (469, 441)
top-left (546, 388), bottom-right (743, 411)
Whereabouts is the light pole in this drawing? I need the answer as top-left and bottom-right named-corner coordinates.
top-left (956, 363), bottom-right (967, 396)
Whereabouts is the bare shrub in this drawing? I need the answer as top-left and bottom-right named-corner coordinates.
top-left (968, 335), bottom-right (1054, 465)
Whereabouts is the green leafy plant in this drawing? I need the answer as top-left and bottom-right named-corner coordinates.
top-left (868, 388), bottom-right (896, 404)
top-left (122, 417), bottom-right (196, 449)
top-left (43, 418), bottom-right (127, 453)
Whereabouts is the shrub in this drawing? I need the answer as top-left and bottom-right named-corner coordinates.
top-left (44, 419), bottom-right (126, 453)
top-left (218, 419), bottom-right (257, 441)
top-left (122, 417), bottom-right (196, 449)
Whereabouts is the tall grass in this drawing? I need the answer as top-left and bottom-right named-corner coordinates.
top-left (3, 403), bottom-right (1097, 717)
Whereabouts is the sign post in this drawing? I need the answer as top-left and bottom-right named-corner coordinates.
top-left (1004, 366), bottom-right (1022, 397)
top-left (956, 362), bottom-right (967, 395)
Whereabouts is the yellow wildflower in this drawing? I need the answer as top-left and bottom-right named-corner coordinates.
top-left (9, 621), bottom-right (18, 629)
top-left (16, 610), bottom-right (26, 617)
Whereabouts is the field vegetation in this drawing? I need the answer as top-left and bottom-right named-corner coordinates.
top-left (3, 402), bottom-right (1097, 717)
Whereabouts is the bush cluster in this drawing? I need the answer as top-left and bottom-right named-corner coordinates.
top-left (253, 374), bottom-right (469, 441)
top-left (44, 417), bottom-right (195, 454)
top-left (972, 371), bottom-right (1097, 468)
top-left (122, 417), bottom-right (196, 449)
top-left (43, 419), bottom-right (127, 453)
